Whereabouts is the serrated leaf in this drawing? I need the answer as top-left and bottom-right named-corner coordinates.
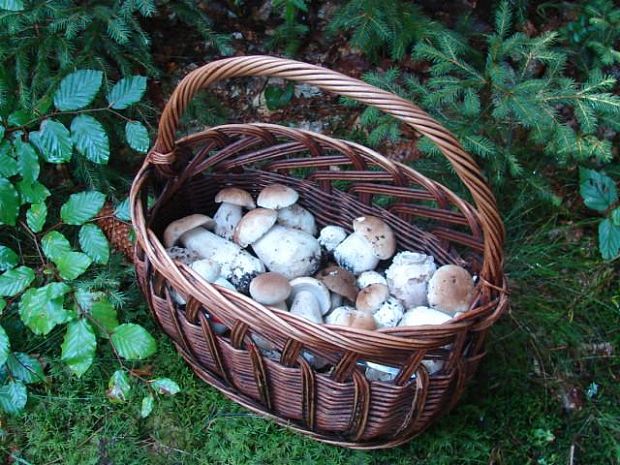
top-left (60, 190), bottom-right (106, 225)
top-left (114, 198), bottom-right (131, 221)
top-left (7, 110), bottom-right (32, 127)
top-left (41, 231), bottom-right (71, 262)
top-left (79, 224), bottom-right (109, 264)
top-left (111, 324), bottom-right (156, 360)
top-left (29, 119), bottom-right (73, 163)
top-left (611, 207), bottom-right (620, 226)
top-left (26, 202), bottom-right (47, 232)
top-left (56, 252), bottom-right (92, 280)
top-left (125, 121), bottom-right (149, 153)
top-left (54, 70), bottom-right (103, 111)
top-left (61, 319), bottom-right (96, 377)
top-left (18, 283), bottom-right (71, 335)
top-left (89, 299), bottom-right (119, 335)
top-left (0, 140), bottom-right (18, 177)
top-left (107, 370), bottom-right (131, 403)
top-left (0, 178), bottom-right (19, 226)
top-left (599, 218), bottom-right (620, 260)
top-left (7, 353), bottom-right (45, 384)
top-left (16, 179), bottom-right (50, 204)
top-left (0, 266), bottom-right (34, 297)
top-left (0, 0), bottom-right (24, 11)
top-left (0, 325), bottom-right (9, 367)
top-left (0, 380), bottom-right (27, 414)
top-left (141, 394), bottom-right (154, 418)
top-left (71, 115), bottom-right (110, 164)
top-left (0, 245), bottom-right (18, 271)
top-left (150, 378), bottom-right (180, 396)
top-left (580, 168), bottom-right (618, 212)
top-left (14, 139), bottom-right (40, 182)
top-left (107, 76), bottom-right (147, 110)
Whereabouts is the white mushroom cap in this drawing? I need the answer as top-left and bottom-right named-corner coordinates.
top-left (325, 306), bottom-right (376, 330)
top-left (398, 306), bottom-right (452, 327)
top-left (427, 265), bottom-right (475, 314)
top-left (215, 187), bottom-right (256, 209)
top-left (164, 214), bottom-right (216, 248)
top-left (288, 277), bottom-right (331, 315)
top-left (233, 208), bottom-right (277, 247)
top-left (355, 283), bottom-right (390, 313)
top-left (352, 216), bottom-right (396, 260)
top-left (318, 225), bottom-right (347, 252)
top-left (386, 252), bottom-right (436, 308)
top-left (249, 272), bottom-right (292, 306)
top-left (373, 297), bottom-right (405, 329)
top-left (277, 204), bottom-right (317, 236)
top-left (357, 271), bottom-right (387, 289)
top-left (190, 259), bottom-right (221, 283)
top-left (257, 184), bottom-right (299, 209)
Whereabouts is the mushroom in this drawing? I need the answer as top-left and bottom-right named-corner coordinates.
top-left (357, 271), bottom-right (387, 289)
top-left (325, 306), bottom-right (376, 330)
top-left (288, 277), bottom-right (330, 323)
top-left (190, 259), bottom-right (221, 283)
top-left (315, 265), bottom-right (358, 310)
top-left (249, 272), bottom-right (292, 310)
top-left (318, 225), bottom-right (347, 253)
top-left (234, 210), bottom-right (321, 280)
top-left (334, 216), bottom-right (396, 274)
top-left (257, 184), bottom-right (298, 209)
top-left (166, 246), bottom-right (199, 265)
top-left (355, 283), bottom-right (390, 314)
top-left (427, 265), bottom-right (475, 315)
top-left (365, 362), bottom-right (399, 382)
top-left (277, 204), bottom-right (317, 236)
top-left (213, 187), bottom-right (256, 240)
top-left (373, 297), bottom-right (405, 329)
top-left (385, 252), bottom-right (436, 308)
top-left (164, 214), bottom-right (264, 292)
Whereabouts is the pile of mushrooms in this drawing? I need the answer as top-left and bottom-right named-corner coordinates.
top-left (163, 183), bottom-right (477, 380)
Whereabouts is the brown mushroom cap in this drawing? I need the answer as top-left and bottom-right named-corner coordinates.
top-left (257, 184), bottom-right (299, 209)
top-left (315, 265), bottom-right (358, 302)
top-left (352, 216), bottom-right (396, 260)
top-left (233, 208), bottom-right (277, 247)
top-left (356, 283), bottom-right (390, 313)
top-left (427, 265), bottom-right (474, 314)
top-left (215, 187), bottom-right (256, 209)
top-left (163, 214), bottom-right (216, 248)
top-left (249, 272), bottom-right (292, 305)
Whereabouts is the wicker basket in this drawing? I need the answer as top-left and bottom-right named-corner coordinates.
top-left (129, 56), bottom-right (508, 449)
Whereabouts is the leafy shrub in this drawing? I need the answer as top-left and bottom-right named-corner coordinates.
top-left (0, 69), bottom-right (177, 415)
top-left (268, 0), bottom-right (310, 56)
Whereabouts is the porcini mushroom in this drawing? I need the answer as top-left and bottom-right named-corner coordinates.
top-left (325, 306), bottom-right (377, 330)
top-left (164, 214), bottom-right (215, 248)
top-left (288, 277), bottom-right (330, 323)
top-left (213, 187), bottom-right (256, 240)
top-left (315, 265), bottom-right (358, 303)
top-left (386, 252), bottom-right (436, 308)
top-left (166, 246), bottom-right (199, 265)
top-left (373, 297), bottom-right (405, 329)
top-left (357, 270), bottom-right (387, 289)
top-left (257, 184), bottom-right (299, 209)
top-left (249, 272), bottom-right (292, 310)
top-left (318, 225), bottom-right (347, 253)
top-left (277, 204), bottom-right (317, 236)
top-left (356, 283), bottom-right (390, 314)
top-left (334, 216), bottom-right (396, 274)
top-left (427, 265), bottom-right (475, 315)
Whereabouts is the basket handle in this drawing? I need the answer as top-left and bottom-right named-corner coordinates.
top-left (149, 55), bottom-right (505, 285)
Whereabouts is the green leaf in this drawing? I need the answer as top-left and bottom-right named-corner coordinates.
top-left (14, 139), bottom-right (40, 182)
top-left (599, 218), bottom-right (620, 260)
top-left (16, 179), bottom-right (50, 204)
top-left (7, 353), bottom-right (45, 384)
top-left (61, 319), bottom-right (96, 377)
top-left (29, 119), bottom-right (73, 164)
top-left (580, 169), bottom-right (618, 212)
top-left (107, 76), bottom-right (147, 110)
top-left (41, 231), bottom-right (72, 262)
top-left (150, 378), bottom-right (180, 396)
top-left (0, 141), bottom-right (18, 177)
top-left (0, 324), bottom-right (9, 367)
top-left (0, 380), bottom-right (27, 414)
top-left (111, 324), bottom-right (156, 360)
top-left (264, 83), bottom-right (294, 110)
top-left (140, 394), bottom-right (154, 418)
top-left (0, 298), bottom-right (5, 313)
top-left (26, 202), bottom-right (47, 232)
top-left (0, 245), bottom-right (19, 271)
top-left (56, 252), bottom-right (92, 280)
top-left (79, 224), bottom-right (109, 264)
top-left (125, 121), bottom-right (149, 153)
top-left (89, 299), bottom-right (119, 335)
top-left (0, 266), bottom-right (34, 297)
top-left (18, 283), bottom-right (71, 335)
top-left (71, 115), bottom-right (110, 164)
top-left (7, 110), bottom-right (32, 127)
top-left (107, 370), bottom-right (131, 403)
top-left (60, 190), bottom-right (106, 225)
top-left (114, 197), bottom-right (131, 221)
top-left (54, 70), bottom-right (103, 111)
top-left (0, 178), bottom-right (19, 226)
top-left (611, 207), bottom-right (620, 227)
top-left (0, 0), bottom-right (24, 11)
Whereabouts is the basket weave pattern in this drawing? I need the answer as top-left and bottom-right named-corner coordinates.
top-left (130, 56), bottom-right (508, 449)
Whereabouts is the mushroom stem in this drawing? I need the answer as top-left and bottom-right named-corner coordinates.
top-left (290, 291), bottom-right (323, 324)
top-left (334, 233), bottom-right (380, 274)
top-left (213, 203), bottom-right (243, 240)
